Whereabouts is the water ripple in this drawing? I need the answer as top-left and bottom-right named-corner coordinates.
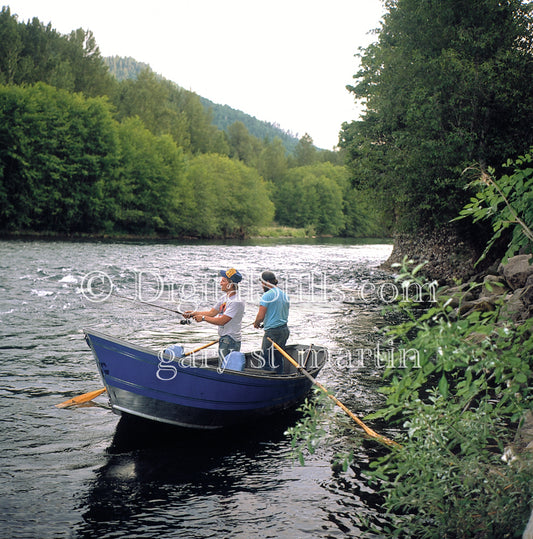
top-left (0, 238), bottom-right (394, 538)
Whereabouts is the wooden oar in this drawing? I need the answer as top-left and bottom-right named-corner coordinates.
top-left (268, 338), bottom-right (401, 448)
top-left (55, 339), bottom-right (220, 409)
top-left (182, 339), bottom-right (219, 355)
top-left (55, 387), bottom-right (107, 408)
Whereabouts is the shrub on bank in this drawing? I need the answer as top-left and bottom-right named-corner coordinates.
top-left (287, 152), bottom-right (533, 537)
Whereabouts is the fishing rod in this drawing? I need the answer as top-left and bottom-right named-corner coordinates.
top-left (110, 290), bottom-right (192, 323)
top-left (110, 290), bottom-right (261, 329)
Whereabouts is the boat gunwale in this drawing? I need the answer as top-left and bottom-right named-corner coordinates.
top-left (83, 327), bottom-right (327, 380)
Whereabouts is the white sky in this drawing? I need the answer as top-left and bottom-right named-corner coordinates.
top-left (6, 1), bottom-right (385, 149)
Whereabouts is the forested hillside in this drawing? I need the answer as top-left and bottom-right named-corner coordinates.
top-left (104, 56), bottom-right (151, 82)
top-left (199, 96), bottom-right (299, 154)
top-left (0, 6), bottom-right (379, 239)
top-left (5, 1), bottom-right (528, 243)
top-left (104, 55), bottom-right (300, 154)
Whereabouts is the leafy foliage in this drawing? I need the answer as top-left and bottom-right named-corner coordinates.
top-left (340, 0), bottom-right (533, 231)
top-left (372, 393), bottom-right (533, 538)
top-left (0, 6), bottom-right (115, 96)
top-left (113, 117), bottom-right (190, 235)
top-left (184, 153), bottom-right (274, 238)
top-left (456, 148), bottom-right (533, 263)
top-left (362, 259), bottom-right (533, 537)
top-left (286, 390), bottom-right (332, 466)
top-left (272, 163), bottom-right (347, 235)
top-left (0, 83), bottom-right (118, 232)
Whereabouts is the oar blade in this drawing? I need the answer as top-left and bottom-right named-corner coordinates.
top-left (267, 338), bottom-right (401, 449)
top-left (55, 388), bottom-right (106, 408)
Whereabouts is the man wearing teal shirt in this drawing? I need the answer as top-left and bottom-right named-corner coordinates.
top-left (253, 270), bottom-right (290, 373)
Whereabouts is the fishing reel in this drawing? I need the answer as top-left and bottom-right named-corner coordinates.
top-left (179, 319), bottom-right (192, 325)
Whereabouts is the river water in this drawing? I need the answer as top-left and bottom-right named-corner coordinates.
top-left (0, 238), bottom-right (396, 538)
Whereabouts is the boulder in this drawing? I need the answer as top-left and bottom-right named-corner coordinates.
top-left (499, 289), bottom-right (527, 322)
top-left (482, 274), bottom-right (508, 297)
top-left (458, 297), bottom-right (497, 316)
top-left (499, 254), bottom-right (533, 290)
top-left (520, 274), bottom-right (533, 310)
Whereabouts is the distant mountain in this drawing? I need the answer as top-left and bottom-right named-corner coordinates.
top-left (199, 96), bottom-right (299, 153)
top-left (104, 56), bottom-right (299, 153)
top-left (105, 56), bottom-right (151, 82)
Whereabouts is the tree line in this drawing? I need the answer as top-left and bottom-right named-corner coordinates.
top-left (0, 7), bottom-right (377, 238)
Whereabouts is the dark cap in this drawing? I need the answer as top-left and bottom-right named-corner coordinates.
top-left (260, 271), bottom-right (278, 285)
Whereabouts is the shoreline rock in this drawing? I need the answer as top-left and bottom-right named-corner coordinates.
top-left (443, 255), bottom-right (533, 322)
top-left (380, 223), bottom-right (496, 285)
top-left (380, 225), bottom-right (532, 320)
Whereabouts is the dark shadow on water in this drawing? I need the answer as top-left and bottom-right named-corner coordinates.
top-left (103, 409), bottom-right (306, 486)
top-left (108, 408), bottom-right (302, 454)
top-left (75, 411), bottom-right (306, 538)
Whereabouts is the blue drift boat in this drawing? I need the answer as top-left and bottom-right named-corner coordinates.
top-left (84, 329), bottom-right (327, 429)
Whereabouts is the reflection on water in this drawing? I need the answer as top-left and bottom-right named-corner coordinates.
top-left (0, 239), bottom-right (394, 538)
top-left (79, 412), bottom-right (390, 538)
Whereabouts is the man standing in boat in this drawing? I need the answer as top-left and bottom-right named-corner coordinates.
top-left (253, 270), bottom-right (290, 373)
top-left (184, 268), bottom-right (245, 362)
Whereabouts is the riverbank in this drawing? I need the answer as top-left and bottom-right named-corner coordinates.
top-left (380, 223), bottom-right (501, 284)
top-left (0, 227), bottom-right (391, 243)
top-left (380, 223), bottom-right (533, 320)
top-left (368, 225), bottom-right (533, 537)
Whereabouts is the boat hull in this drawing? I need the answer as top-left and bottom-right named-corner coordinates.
top-left (84, 329), bottom-right (327, 429)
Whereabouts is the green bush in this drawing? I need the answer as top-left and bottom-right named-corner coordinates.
top-left (365, 261), bottom-right (533, 536)
top-left (287, 256), bottom-right (533, 536)
top-left (456, 148), bottom-right (533, 264)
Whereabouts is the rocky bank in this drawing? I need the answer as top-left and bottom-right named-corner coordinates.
top-left (381, 225), bottom-right (533, 321)
top-left (380, 223), bottom-right (494, 284)
top-left (382, 229), bottom-right (533, 537)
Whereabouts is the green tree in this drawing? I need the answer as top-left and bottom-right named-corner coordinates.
top-left (256, 137), bottom-right (288, 183)
top-left (0, 7), bottom-right (23, 85)
top-left (318, 148), bottom-right (345, 166)
top-left (0, 83), bottom-right (118, 232)
top-left (114, 116), bottom-right (190, 234)
top-left (0, 8), bottom-right (115, 96)
top-left (178, 89), bottom-right (229, 155)
top-left (273, 163), bottom-right (347, 235)
top-left (185, 153), bottom-right (274, 237)
top-left (226, 121), bottom-right (263, 166)
top-left (113, 69), bottom-right (179, 137)
top-left (63, 28), bottom-right (116, 97)
top-left (340, 0), bottom-right (533, 231)
top-left (292, 133), bottom-right (318, 167)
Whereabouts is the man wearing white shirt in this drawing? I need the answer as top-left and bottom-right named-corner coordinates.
top-left (184, 268), bottom-right (245, 362)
